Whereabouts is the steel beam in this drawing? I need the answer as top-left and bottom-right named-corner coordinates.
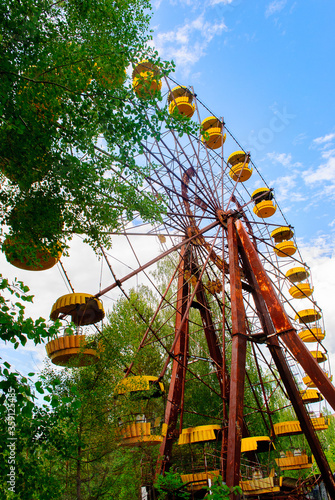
top-left (269, 339), bottom-right (335, 498)
top-left (235, 219), bottom-right (335, 412)
top-left (235, 218), bottom-right (335, 497)
top-left (158, 246), bottom-right (190, 474)
top-left (193, 278), bottom-right (224, 392)
top-left (225, 217), bottom-right (247, 494)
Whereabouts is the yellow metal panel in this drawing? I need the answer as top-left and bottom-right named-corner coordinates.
top-left (50, 293), bottom-right (105, 325)
top-left (241, 436), bottom-right (274, 453)
top-left (289, 283), bottom-right (314, 299)
top-left (274, 417), bottom-right (329, 436)
top-left (132, 60), bottom-right (160, 78)
top-left (274, 240), bottom-right (296, 257)
top-left (311, 416), bottom-right (330, 431)
top-left (309, 350), bottom-right (327, 363)
top-left (299, 327), bottom-right (325, 342)
top-left (120, 434), bottom-right (163, 447)
top-left (133, 73), bottom-right (162, 96)
top-left (251, 187), bottom-right (272, 201)
top-left (253, 200), bottom-right (277, 218)
top-left (227, 150), bottom-right (248, 166)
top-left (300, 389), bottom-right (323, 403)
top-left (168, 85), bottom-right (193, 102)
top-left (45, 335), bottom-right (99, 367)
top-left (295, 309), bottom-right (322, 324)
top-left (275, 452), bottom-right (314, 470)
top-left (169, 97), bottom-right (195, 118)
top-left (229, 163), bottom-right (253, 182)
top-left (118, 421), bottom-right (150, 439)
top-left (241, 476), bottom-right (282, 495)
top-left (286, 267), bottom-right (309, 283)
top-left (4, 237), bottom-right (62, 271)
top-left (115, 375), bottom-right (164, 396)
top-left (181, 471), bottom-right (220, 491)
top-left (178, 425), bottom-right (221, 445)
top-left (202, 128), bottom-right (226, 149)
top-left (273, 420), bottom-right (303, 437)
top-left (117, 420), bottom-right (167, 447)
top-left (201, 116), bottom-right (221, 130)
top-left (270, 226), bottom-right (294, 243)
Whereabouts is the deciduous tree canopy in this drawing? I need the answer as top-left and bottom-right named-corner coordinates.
top-left (0, 0), bottom-right (171, 259)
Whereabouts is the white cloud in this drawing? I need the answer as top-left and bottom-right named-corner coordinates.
top-left (298, 237), bottom-right (335, 362)
top-left (292, 133), bottom-right (307, 146)
top-left (313, 133), bottom-right (335, 146)
top-left (321, 148), bottom-right (335, 160)
top-left (267, 152), bottom-right (292, 167)
top-left (266, 152), bottom-right (302, 175)
top-left (279, 234), bottom-right (335, 377)
top-left (179, 0), bottom-right (234, 5)
top-left (153, 0), bottom-right (163, 9)
top-left (162, 42), bottom-right (206, 67)
top-left (209, 0), bottom-right (234, 5)
top-left (273, 174), bottom-right (295, 198)
top-left (270, 174), bottom-right (307, 203)
top-left (154, 15), bottom-right (228, 74)
top-left (265, 0), bottom-right (287, 17)
top-left (303, 155), bottom-right (335, 185)
top-left (179, 0), bottom-right (201, 6)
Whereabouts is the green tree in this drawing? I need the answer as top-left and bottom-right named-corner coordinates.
top-left (205, 475), bottom-right (242, 499)
top-left (155, 471), bottom-right (190, 499)
top-left (1, 360), bottom-right (119, 499)
top-left (0, 273), bottom-right (67, 433)
top-left (0, 0), bottom-right (197, 401)
top-left (0, 0), bottom-right (174, 436)
top-left (318, 413), bottom-right (335, 472)
top-left (0, 274), bottom-right (62, 349)
top-left (0, 0), bottom-right (178, 261)
top-left (0, 366), bottom-right (69, 499)
top-left (1, 284), bottom-right (168, 499)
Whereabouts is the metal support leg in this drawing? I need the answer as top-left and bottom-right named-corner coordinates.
top-left (225, 217), bottom-right (247, 494)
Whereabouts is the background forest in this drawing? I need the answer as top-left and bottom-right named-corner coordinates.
top-left (1, 260), bottom-right (335, 499)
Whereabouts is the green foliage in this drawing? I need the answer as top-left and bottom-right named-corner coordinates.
top-left (0, 3), bottom-right (182, 492)
top-left (0, 284), bottom-right (169, 499)
top-left (318, 413), bottom-right (335, 471)
top-left (0, 272), bottom-right (67, 433)
top-left (0, 362), bottom-right (120, 499)
top-left (0, 367), bottom-right (69, 499)
top-left (155, 472), bottom-right (190, 499)
top-left (0, 273), bottom-right (63, 348)
top-left (104, 286), bottom-right (166, 376)
top-left (205, 475), bottom-right (242, 499)
top-left (0, 0), bottom-right (175, 260)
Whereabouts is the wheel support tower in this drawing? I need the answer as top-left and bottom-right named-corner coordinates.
top-left (158, 212), bottom-right (335, 499)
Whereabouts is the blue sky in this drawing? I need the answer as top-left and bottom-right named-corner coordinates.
top-left (152, 0), bottom-right (335, 238)
top-left (151, 0), bottom-right (335, 371)
top-left (2, 1), bottom-right (335, 395)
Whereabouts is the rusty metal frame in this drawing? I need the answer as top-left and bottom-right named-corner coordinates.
top-left (158, 245), bottom-right (190, 474)
top-left (232, 216), bottom-right (335, 498)
top-left (235, 218), bottom-right (335, 412)
top-left (122, 182), bottom-right (335, 497)
top-left (225, 216), bottom-right (248, 491)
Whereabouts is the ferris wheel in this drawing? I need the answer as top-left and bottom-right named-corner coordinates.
top-left (9, 62), bottom-right (335, 498)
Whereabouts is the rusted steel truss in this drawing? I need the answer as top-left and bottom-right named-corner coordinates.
top-left (158, 214), bottom-right (335, 499)
top-left (158, 246), bottom-right (190, 474)
top-left (225, 216), bottom-right (335, 498)
top-left (225, 216), bottom-right (248, 490)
